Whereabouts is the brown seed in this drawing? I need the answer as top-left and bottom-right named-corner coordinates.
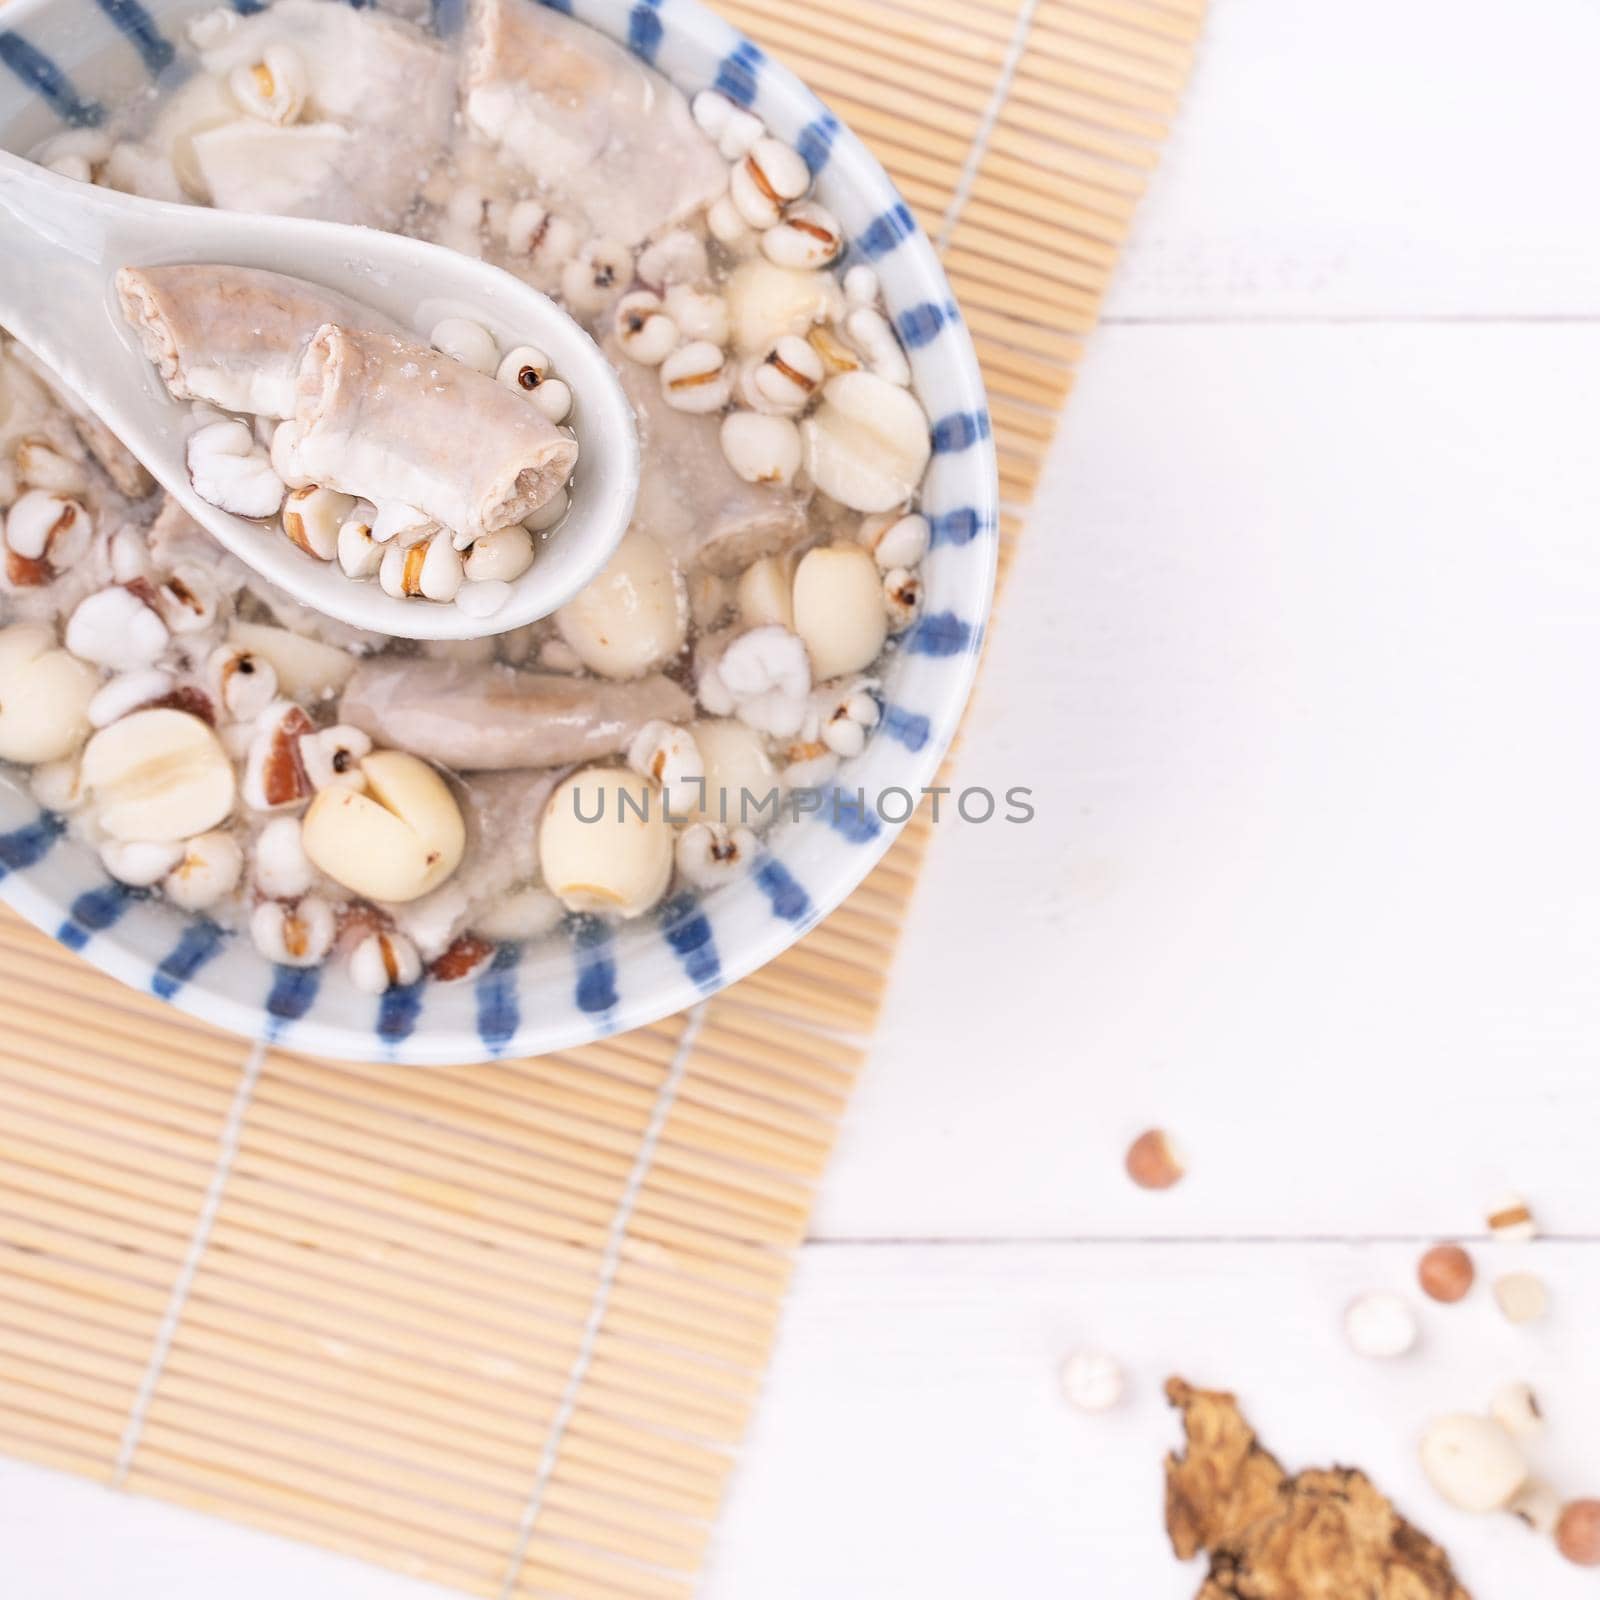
top-left (1125, 1129), bottom-right (1184, 1191)
top-left (259, 704), bottom-right (314, 807)
top-left (431, 933), bottom-right (494, 984)
top-left (1417, 1244), bottom-right (1475, 1303)
top-left (147, 685), bottom-right (217, 727)
top-left (1557, 1500), bottom-right (1600, 1567)
top-left (4, 547), bottom-right (50, 587)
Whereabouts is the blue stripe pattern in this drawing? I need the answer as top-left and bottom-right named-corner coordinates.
top-left (853, 204), bottom-right (914, 261)
top-left (627, 0), bottom-right (662, 61)
top-left (929, 506), bottom-right (992, 547)
top-left (897, 302), bottom-right (957, 349)
top-left (57, 882), bottom-right (132, 950)
top-left (796, 113), bottom-right (840, 175)
top-left (266, 964), bottom-right (322, 1032)
top-left (931, 411), bottom-right (992, 453)
top-left (430, 0), bottom-right (464, 34)
top-left (93, 0), bottom-right (174, 74)
top-left (821, 787), bottom-right (880, 845)
top-left (377, 981), bottom-right (424, 1047)
top-left (755, 857), bottom-right (811, 924)
top-left (152, 918), bottom-right (225, 1000)
top-left (881, 706), bottom-right (932, 752)
top-left (660, 893), bottom-right (721, 992)
top-left (0, 33), bottom-right (103, 123)
top-left (0, 813), bottom-right (64, 877)
top-left (476, 941), bottom-right (521, 1054)
top-left (906, 610), bottom-right (974, 657)
top-left (570, 916), bottom-right (618, 1020)
top-left (536, 0), bottom-right (573, 11)
top-left (713, 40), bottom-right (763, 105)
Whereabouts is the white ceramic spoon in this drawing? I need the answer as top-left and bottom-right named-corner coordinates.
top-left (0, 150), bottom-right (639, 641)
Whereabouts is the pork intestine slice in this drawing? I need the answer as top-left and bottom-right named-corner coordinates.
top-left (292, 324), bottom-right (578, 542)
top-left (187, 0), bottom-right (455, 230)
top-left (116, 264), bottom-right (398, 420)
top-left (609, 342), bottom-right (811, 575)
top-left (339, 656), bottom-right (693, 772)
top-left (463, 0), bottom-right (727, 248)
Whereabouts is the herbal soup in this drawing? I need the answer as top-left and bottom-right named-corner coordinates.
top-left (2, 0), bottom-right (933, 992)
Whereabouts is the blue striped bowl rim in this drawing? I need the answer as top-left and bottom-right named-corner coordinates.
top-left (0, 0), bottom-right (999, 1063)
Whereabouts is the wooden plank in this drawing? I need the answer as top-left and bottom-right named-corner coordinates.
top-left (1104, 0), bottom-right (1600, 320)
top-left (825, 322), bottom-right (1600, 1241)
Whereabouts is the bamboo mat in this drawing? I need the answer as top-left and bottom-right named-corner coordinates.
top-left (0, 1), bottom-right (1203, 1593)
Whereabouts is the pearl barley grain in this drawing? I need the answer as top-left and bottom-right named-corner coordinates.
top-left (66, 586), bottom-right (168, 670)
top-left (730, 138), bottom-right (811, 230)
top-left (464, 525), bottom-right (536, 585)
top-left (282, 485), bottom-right (354, 561)
top-left (100, 838), bottom-right (184, 888)
top-left (861, 510), bottom-right (930, 572)
top-left (529, 378), bottom-right (572, 425)
top-left (250, 896), bottom-right (335, 967)
top-left (337, 515), bottom-right (383, 579)
top-left (5, 489), bottom-right (91, 570)
top-left (495, 345), bottom-right (550, 395)
top-left (1344, 1293), bottom-right (1418, 1359)
top-left (254, 815), bottom-right (315, 899)
top-left (661, 342), bottom-right (732, 414)
top-left (762, 201), bottom-right (844, 270)
top-left (456, 579), bottom-right (512, 619)
top-left (745, 335), bottom-right (825, 416)
top-left (162, 830), bottom-right (243, 912)
top-left (614, 291), bottom-right (680, 366)
top-left (1060, 1351), bottom-right (1124, 1413)
top-left (721, 411), bottom-right (802, 487)
top-left (349, 930), bottom-right (423, 995)
top-left (429, 317), bottom-right (499, 375)
top-left (1510, 1479), bottom-right (1562, 1537)
top-left (525, 488), bottom-right (569, 534)
top-left (1489, 1383), bottom-right (1544, 1440)
top-left (1487, 1195), bottom-right (1537, 1242)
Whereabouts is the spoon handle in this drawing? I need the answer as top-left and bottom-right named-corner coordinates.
top-left (0, 149), bottom-right (126, 402)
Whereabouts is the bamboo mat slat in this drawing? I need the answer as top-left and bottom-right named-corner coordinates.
top-left (0, 1), bottom-right (1202, 1592)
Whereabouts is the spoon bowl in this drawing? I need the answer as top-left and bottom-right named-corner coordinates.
top-left (0, 149), bottom-right (639, 640)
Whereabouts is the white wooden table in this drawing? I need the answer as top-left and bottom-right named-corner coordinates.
top-left (6, 0), bottom-right (1599, 1591)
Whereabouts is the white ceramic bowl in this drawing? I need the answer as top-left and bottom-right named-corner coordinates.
top-left (0, 0), bottom-right (999, 1063)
